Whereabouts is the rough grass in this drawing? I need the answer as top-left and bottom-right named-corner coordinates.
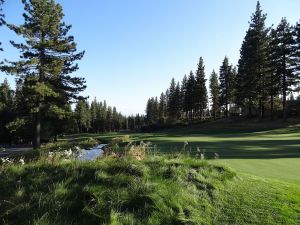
top-left (63, 120), bottom-right (300, 184)
top-left (1, 154), bottom-right (299, 225)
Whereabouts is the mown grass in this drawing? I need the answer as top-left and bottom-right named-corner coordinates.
top-left (0, 154), bottom-right (299, 225)
top-left (63, 119), bottom-right (300, 184)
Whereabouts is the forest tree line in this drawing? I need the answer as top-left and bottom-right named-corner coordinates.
top-left (0, 0), bottom-right (144, 146)
top-left (0, 1), bottom-right (300, 145)
top-left (145, 2), bottom-right (300, 128)
top-left (0, 80), bottom-right (142, 144)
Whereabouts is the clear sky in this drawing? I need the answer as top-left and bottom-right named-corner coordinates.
top-left (0, 0), bottom-right (300, 115)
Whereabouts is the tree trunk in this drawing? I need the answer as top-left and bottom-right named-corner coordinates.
top-left (248, 98), bottom-right (252, 117)
top-left (270, 94), bottom-right (274, 120)
top-left (283, 57), bottom-right (287, 121)
top-left (283, 86), bottom-right (287, 121)
top-left (261, 102), bottom-right (265, 119)
top-left (33, 105), bottom-right (41, 149)
top-left (259, 98), bottom-right (265, 119)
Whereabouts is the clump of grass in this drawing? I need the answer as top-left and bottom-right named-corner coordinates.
top-left (111, 135), bottom-right (131, 145)
top-left (104, 141), bottom-right (152, 160)
top-left (0, 154), bottom-right (237, 225)
top-left (1, 152), bottom-right (299, 225)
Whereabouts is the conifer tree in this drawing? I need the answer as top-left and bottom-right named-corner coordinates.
top-left (209, 70), bottom-right (219, 120)
top-left (185, 71), bottom-right (196, 120)
top-left (272, 18), bottom-right (298, 120)
top-left (75, 100), bottom-right (91, 133)
top-left (90, 98), bottom-right (98, 132)
top-left (158, 92), bottom-right (166, 123)
top-left (219, 57), bottom-right (232, 118)
top-left (0, 78), bottom-right (15, 142)
top-left (237, 1), bottom-right (269, 118)
top-left (174, 82), bottom-right (181, 119)
top-left (106, 106), bottom-right (113, 131)
top-left (167, 78), bottom-right (178, 120)
top-left (2, 0), bottom-right (86, 148)
top-left (267, 29), bottom-right (281, 118)
top-left (180, 74), bottom-right (188, 119)
top-left (237, 28), bottom-right (256, 116)
top-left (194, 57), bottom-right (208, 120)
top-left (153, 97), bottom-right (159, 122)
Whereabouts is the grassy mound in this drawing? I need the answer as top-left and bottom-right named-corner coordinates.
top-left (0, 155), bottom-right (299, 225)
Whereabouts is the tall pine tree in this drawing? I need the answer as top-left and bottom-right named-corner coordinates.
top-left (272, 18), bottom-right (298, 120)
top-left (237, 1), bottom-right (269, 118)
top-left (219, 57), bottom-right (232, 118)
top-left (194, 57), bottom-right (208, 120)
top-left (209, 70), bottom-right (219, 120)
top-left (2, 0), bottom-right (86, 148)
top-left (185, 71), bottom-right (196, 120)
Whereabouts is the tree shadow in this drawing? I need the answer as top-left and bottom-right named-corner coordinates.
top-left (151, 139), bottom-right (300, 159)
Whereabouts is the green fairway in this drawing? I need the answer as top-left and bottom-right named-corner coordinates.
top-left (66, 120), bottom-right (300, 184)
top-left (138, 121), bottom-right (300, 184)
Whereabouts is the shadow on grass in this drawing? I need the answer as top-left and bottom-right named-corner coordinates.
top-left (151, 139), bottom-right (300, 159)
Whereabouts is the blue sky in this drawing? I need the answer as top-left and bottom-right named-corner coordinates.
top-left (0, 0), bottom-right (300, 115)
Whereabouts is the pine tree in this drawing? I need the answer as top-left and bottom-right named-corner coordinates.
top-left (106, 106), bottom-right (113, 131)
top-left (194, 57), bottom-right (208, 120)
top-left (219, 57), bottom-right (232, 118)
top-left (153, 97), bottom-right (159, 123)
top-left (75, 100), bottom-right (91, 133)
top-left (251, 1), bottom-right (270, 118)
top-left (158, 92), bottom-right (166, 124)
top-left (146, 97), bottom-right (159, 125)
top-left (112, 106), bottom-right (118, 131)
top-left (0, 78), bottom-right (15, 142)
top-left (185, 71), bottom-right (196, 120)
top-left (180, 74), bottom-right (188, 119)
top-left (237, 28), bottom-right (256, 116)
top-left (209, 70), bottom-right (219, 120)
top-left (237, 1), bottom-right (269, 118)
top-left (167, 78), bottom-right (178, 120)
top-left (164, 89), bottom-right (169, 120)
top-left (2, 0), bottom-right (86, 148)
top-left (272, 18), bottom-right (298, 120)
top-left (90, 98), bottom-right (98, 132)
top-left (175, 82), bottom-right (181, 119)
top-left (268, 29), bottom-right (281, 118)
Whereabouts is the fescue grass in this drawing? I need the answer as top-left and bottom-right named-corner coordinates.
top-left (1, 154), bottom-right (299, 225)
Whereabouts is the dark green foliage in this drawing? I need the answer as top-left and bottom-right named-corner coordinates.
top-left (219, 57), bottom-right (236, 118)
top-left (2, 0), bottom-right (86, 148)
top-left (237, 1), bottom-right (270, 118)
top-left (180, 74), bottom-right (188, 118)
top-left (185, 71), bottom-right (196, 120)
top-left (209, 70), bottom-right (220, 120)
top-left (0, 79), bottom-right (15, 142)
top-left (75, 100), bottom-right (91, 133)
top-left (158, 92), bottom-right (167, 123)
top-left (167, 78), bottom-right (181, 120)
top-left (194, 57), bottom-right (208, 120)
top-left (146, 97), bottom-right (159, 125)
top-left (271, 18), bottom-right (298, 120)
